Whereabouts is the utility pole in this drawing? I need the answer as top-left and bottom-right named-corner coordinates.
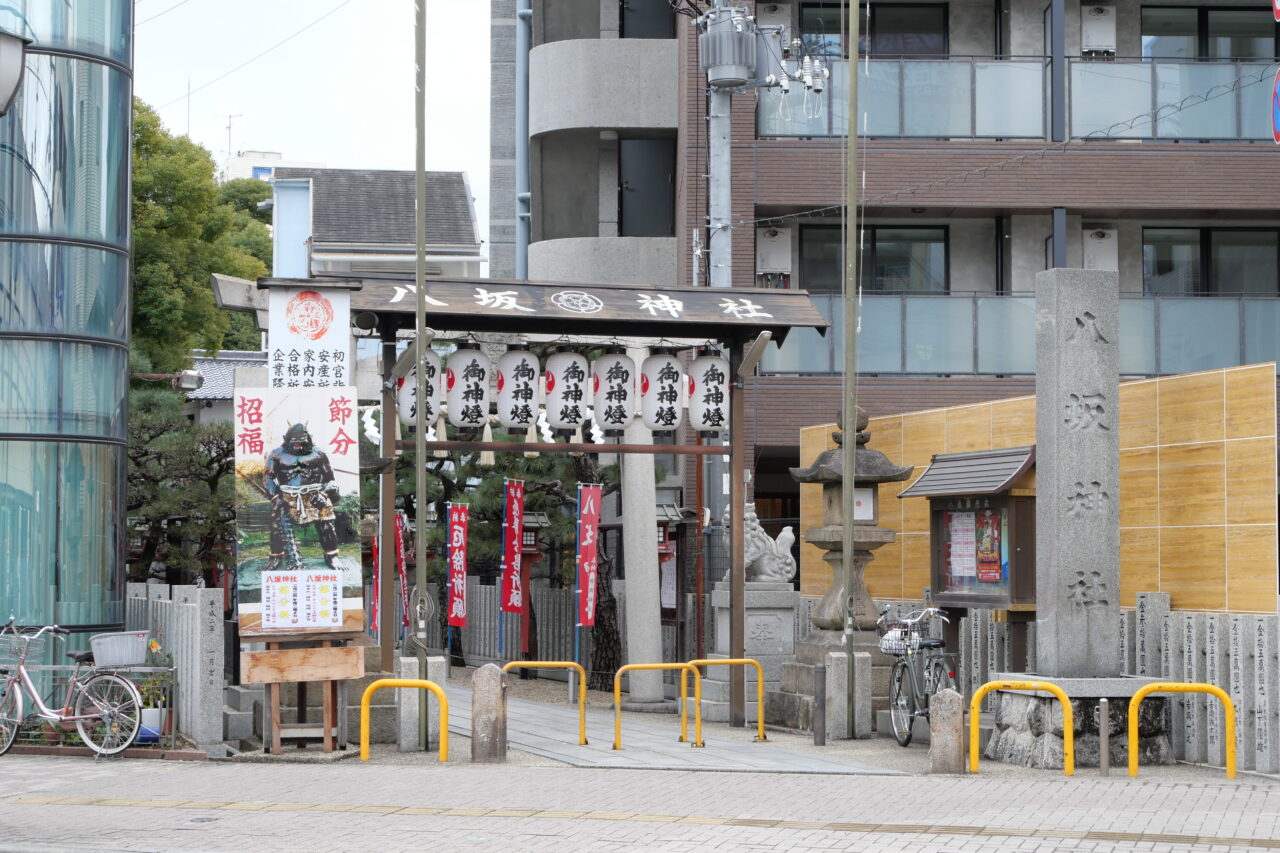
top-left (224, 113), bottom-right (242, 178)
top-left (414, 0), bottom-right (430, 749)
top-left (840, 0), bottom-right (861, 741)
top-left (696, 0), bottom-right (827, 728)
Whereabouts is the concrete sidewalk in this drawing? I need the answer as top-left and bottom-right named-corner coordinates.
top-left (443, 684), bottom-right (902, 774)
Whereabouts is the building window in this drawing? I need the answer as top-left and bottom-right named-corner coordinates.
top-left (1142, 227), bottom-right (1279, 295)
top-left (1142, 7), bottom-right (1278, 59)
top-left (621, 0), bottom-right (674, 38)
top-left (618, 138), bottom-right (675, 238)
top-left (800, 2), bottom-right (947, 57)
top-left (799, 225), bottom-right (948, 292)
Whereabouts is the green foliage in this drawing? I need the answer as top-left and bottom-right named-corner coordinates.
top-left (218, 178), bottom-right (273, 224)
top-left (131, 99), bottom-right (268, 372)
top-left (126, 387), bottom-right (235, 583)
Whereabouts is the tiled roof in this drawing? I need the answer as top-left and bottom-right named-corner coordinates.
top-left (898, 445), bottom-right (1036, 498)
top-left (188, 350), bottom-right (267, 400)
top-left (273, 168), bottom-right (477, 247)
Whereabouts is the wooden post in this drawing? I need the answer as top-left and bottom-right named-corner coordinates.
top-left (321, 642), bottom-right (335, 753)
top-left (268, 641), bottom-right (282, 755)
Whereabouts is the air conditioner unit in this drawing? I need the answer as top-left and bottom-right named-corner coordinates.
top-left (1081, 5), bottom-right (1116, 53)
top-left (756, 227), bottom-right (792, 274)
top-left (1083, 228), bottom-right (1118, 272)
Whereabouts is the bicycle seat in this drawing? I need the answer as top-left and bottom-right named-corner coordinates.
top-left (917, 638), bottom-right (945, 649)
top-left (66, 650), bottom-right (94, 664)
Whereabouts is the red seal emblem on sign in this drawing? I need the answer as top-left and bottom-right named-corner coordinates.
top-left (285, 290), bottom-right (334, 341)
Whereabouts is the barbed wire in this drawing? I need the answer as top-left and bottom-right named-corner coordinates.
top-left (735, 60), bottom-right (1280, 231)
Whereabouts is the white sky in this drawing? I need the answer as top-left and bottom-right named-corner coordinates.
top-left (132, 0), bottom-right (491, 255)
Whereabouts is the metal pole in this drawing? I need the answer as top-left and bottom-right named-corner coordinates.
top-left (708, 86), bottom-right (732, 288)
top-left (841, 0), bottom-right (862, 740)
top-left (729, 340), bottom-right (746, 727)
top-left (1099, 697), bottom-right (1110, 775)
top-left (379, 335), bottom-right (397, 678)
top-left (1051, 0), bottom-right (1066, 142)
top-left (1052, 207), bottom-right (1067, 269)
top-left (414, 0), bottom-right (429, 750)
top-left (515, 0), bottom-right (532, 279)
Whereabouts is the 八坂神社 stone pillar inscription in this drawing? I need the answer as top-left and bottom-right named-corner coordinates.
top-left (1034, 268), bottom-right (1121, 678)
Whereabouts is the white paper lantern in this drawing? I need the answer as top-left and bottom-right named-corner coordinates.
top-left (687, 350), bottom-right (730, 437)
top-left (446, 344), bottom-right (491, 429)
top-left (496, 346), bottom-right (540, 434)
top-left (640, 348), bottom-right (683, 435)
top-left (590, 347), bottom-right (636, 437)
top-left (395, 348), bottom-right (442, 428)
top-left (544, 349), bottom-right (589, 434)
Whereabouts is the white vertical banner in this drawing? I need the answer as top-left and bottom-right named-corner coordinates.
top-left (267, 287), bottom-right (352, 389)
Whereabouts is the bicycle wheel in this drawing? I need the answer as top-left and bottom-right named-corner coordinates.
top-left (929, 657), bottom-right (957, 695)
top-left (74, 673), bottom-right (141, 756)
top-left (0, 679), bottom-right (23, 756)
top-left (888, 659), bottom-right (915, 747)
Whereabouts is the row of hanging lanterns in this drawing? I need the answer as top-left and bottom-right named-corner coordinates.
top-left (396, 344), bottom-right (730, 438)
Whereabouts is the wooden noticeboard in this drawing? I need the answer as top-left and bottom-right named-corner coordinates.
top-left (241, 645), bottom-right (363, 685)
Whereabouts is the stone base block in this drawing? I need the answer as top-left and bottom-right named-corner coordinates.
top-left (698, 698), bottom-right (760, 723)
top-left (984, 689), bottom-right (1172, 768)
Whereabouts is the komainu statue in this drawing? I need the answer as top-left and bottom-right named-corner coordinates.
top-left (723, 503), bottom-right (797, 583)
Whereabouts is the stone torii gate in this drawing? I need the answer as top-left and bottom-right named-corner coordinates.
top-left (243, 273), bottom-right (828, 726)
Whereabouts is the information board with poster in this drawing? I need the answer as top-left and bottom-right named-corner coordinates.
top-left (233, 387), bottom-right (363, 636)
top-left (940, 503), bottom-right (1009, 599)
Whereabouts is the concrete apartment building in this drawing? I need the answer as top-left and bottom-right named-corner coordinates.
top-left (490, 0), bottom-right (1280, 533)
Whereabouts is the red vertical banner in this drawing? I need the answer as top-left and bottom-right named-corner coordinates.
top-left (500, 479), bottom-right (525, 613)
top-left (447, 503), bottom-right (469, 627)
top-left (394, 512), bottom-right (409, 627)
top-left (577, 484), bottom-right (603, 626)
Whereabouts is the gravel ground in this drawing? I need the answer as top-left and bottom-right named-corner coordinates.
top-left (447, 664), bottom-right (1280, 782)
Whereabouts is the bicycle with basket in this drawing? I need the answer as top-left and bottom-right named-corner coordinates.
top-left (0, 618), bottom-right (149, 756)
top-left (877, 606), bottom-right (958, 747)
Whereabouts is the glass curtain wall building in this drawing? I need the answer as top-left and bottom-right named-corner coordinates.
top-left (0, 3), bottom-right (132, 631)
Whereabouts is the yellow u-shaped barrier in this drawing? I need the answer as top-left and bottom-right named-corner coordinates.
top-left (360, 678), bottom-right (448, 763)
top-left (501, 661), bottom-right (589, 745)
top-left (614, 663), bottom-right (703, 749)
top-left (970, 680), bottom-right (1074, 776)
top-left (1128, 682), bottom-right (1235, 779)
top-left (684, 658), bottom-right (767, 742)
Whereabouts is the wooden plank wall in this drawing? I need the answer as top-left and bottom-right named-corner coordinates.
top-left (798, 364), bottom-right (1279, 613)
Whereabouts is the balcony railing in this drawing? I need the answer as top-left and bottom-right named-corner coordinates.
top-left (1069, 58), bottom-right (1274, 140)
top-left (762, 292), bottom-right (1280, 376)
top-left (757, 57), bottom-right (1048, 139)
top-left (757, 57), bottom-right (1273, 142)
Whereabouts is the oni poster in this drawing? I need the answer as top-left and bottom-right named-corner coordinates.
top-left (233, 387), bottom-right (363, 636)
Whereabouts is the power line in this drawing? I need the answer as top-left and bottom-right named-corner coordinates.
top-left (730, 60), bottom-right (1280, 232)
top-left (156, 0), bottom-right (356, 111)
top-left (137, 0), bottom-right (196, 26)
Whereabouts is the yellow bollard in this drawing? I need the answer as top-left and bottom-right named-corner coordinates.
top-left (1128, 682), bottom-right (1235, 779)
top-left (501, 661), bottom-right (589, 745)
top-left (360, 678), bottom-right (448, 763)
top-left (684, 658), bottom-right (768, 742)
top-left (969, 680), bottom-right (1073, 776)
top-left (613, 663), bottom-right (702, 750)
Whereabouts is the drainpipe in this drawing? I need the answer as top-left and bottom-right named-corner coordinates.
top-left (516, 0), bottom-right (532, 279)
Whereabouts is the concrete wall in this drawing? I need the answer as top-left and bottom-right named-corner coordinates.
top-left (533, 131), bottom-right (600, 241)
top-left (528, 236), bottom-right (678, 286)
top-left (535, 0), bottom-right (599, 45)
top-left (490, 0), bottom-right (517, 278)
top-left (949, 0), bottom-right (997, 55)
top-left (529, 39), bottom-right (678, 136)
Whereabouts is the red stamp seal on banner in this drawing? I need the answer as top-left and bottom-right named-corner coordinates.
top-left (285, 290), bottom-right (335, 341)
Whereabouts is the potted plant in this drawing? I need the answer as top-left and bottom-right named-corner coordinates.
top-left (136, 636), bottom-right (173, 745)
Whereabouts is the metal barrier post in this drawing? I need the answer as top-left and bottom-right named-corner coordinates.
top-left (969, 680), bottom-right (1074, 777)
top-left (613, 663), bottom-right (702, 750)
top-left (1128, 682), bottom-right (1235, 779)
top-left (501, 661), bottom-right (588, 745)
top-left (1098, 697), bottom-right (1109, 776)
top-left (359, 678), bottom-right (448, 763)
top-left (686, 658), bottom-right (767, 741)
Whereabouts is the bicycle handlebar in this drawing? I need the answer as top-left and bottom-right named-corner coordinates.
top-left (878, 607), bottom-right (950, 625)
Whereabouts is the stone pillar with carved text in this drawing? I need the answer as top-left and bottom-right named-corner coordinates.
top-left (1034, 268), bottom-right (1122, 678)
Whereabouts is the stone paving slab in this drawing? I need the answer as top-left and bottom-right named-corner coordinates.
top-left (444, 684), bottom-right (902, 774)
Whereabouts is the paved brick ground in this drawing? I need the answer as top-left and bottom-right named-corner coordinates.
top-left (2, 753), bottom-right (1278, 851)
